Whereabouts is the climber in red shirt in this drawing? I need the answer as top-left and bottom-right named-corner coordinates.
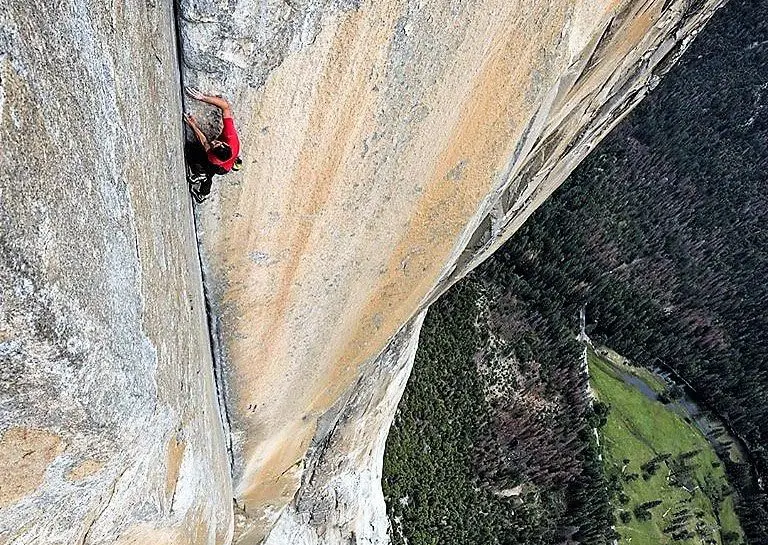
top-left (183, 87), bottom-right (242, 202)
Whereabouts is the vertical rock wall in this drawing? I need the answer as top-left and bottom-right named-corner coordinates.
top-left (178, 0), bottom-right (723, 542)
top-left (0, 1), bottom-right (231, 543)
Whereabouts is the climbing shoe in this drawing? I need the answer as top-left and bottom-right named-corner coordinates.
top-left (190, 187), bottom-right (208, 204)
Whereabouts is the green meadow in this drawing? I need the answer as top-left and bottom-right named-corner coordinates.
top-left (589, 352), bottom-right (744, 545)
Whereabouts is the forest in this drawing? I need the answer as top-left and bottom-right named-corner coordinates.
top-left (382, 278), bottom-right (615, 545)
top-left (383, 0), bottom-right (767, 542)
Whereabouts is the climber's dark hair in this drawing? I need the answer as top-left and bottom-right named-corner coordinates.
top-left (211, 141), bottom-right (232, 161)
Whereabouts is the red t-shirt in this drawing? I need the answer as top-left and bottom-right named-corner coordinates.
top-left (207, 117), bottom-right (240, 172)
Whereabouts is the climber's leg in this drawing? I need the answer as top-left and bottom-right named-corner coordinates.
top-left (185, 139), bottom-right (210, 194)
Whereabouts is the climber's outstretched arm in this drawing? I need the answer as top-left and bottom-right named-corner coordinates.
top-left (184, 113), bottom-right (210, 151)
top-left (186, 87), bottom-right (234, 119)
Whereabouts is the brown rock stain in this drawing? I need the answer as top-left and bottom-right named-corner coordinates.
top-left (225, 2), bottom-right (404, 513)
top-left (0, 427), bottom-right (63, 508)
top-left (237, 419), bottom-right (311, 510)
top-left (67, 459), bottom-right (104, 481)
top-left (238, 5), bottom-right (395, 392)
top-left (165, 435), bottom-right (186, 507)
top-left (114, 518), bottom-right (211, 545)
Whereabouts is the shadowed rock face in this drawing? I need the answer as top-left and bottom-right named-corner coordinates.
top-left (0, 0), bottom-right (231, 543)
top-left (178, 0), bottom-right (723, 542)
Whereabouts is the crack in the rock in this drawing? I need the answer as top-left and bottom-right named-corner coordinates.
top-left (170, 0), bottom-right (236, 478)
top-left (78, 467), bottom-right (128, 545)
top-left (198, 256), bottom-right (236, 473)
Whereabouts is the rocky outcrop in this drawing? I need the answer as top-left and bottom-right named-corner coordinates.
top-left (0, 1), bottom-right (231, 543)
top-left (260, 313), bottom-right (425, 545)
top-left (177, 0), bottom-right (723, 542)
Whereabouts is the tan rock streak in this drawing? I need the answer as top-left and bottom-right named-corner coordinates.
top-left (262, 312), bottom-right (427, 545)
top-left (165, 436), bottom-right (187, 508)
top-left (67, 459), bottom-right (104, 482)
top-left (0, 428), bottom-right (63, 508)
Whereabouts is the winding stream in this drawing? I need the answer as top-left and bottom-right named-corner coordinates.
top-left (595, 348), bottom-right (747, 465)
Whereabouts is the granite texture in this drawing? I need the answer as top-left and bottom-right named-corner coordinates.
top-left (0, 0), bottom-right (724, 542)
top-left (0, 0), bottom-right (231, 543)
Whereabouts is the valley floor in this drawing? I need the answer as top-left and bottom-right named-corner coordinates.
top-left (589, 351), bottom-right (744, 545)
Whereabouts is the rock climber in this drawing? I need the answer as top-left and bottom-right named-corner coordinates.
top-left (183, 87), bottom-right (242, 203)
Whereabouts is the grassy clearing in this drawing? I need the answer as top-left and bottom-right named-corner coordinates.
top-left (595, 346), bottom-right (667, 394)
top-left (589, 352), bottom-right (744, 545)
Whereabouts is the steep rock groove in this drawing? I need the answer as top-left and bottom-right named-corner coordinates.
top-left (172, 0), bottom-right (238, 484)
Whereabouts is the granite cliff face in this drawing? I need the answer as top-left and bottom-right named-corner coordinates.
top-left (178, 0), bottom-right (723, 542)
top-left (0, 0), bottom-right (722, 543)
top-left (0, 1), bottom-right (231, 543)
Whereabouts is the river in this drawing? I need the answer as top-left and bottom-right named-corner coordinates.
top-left (594, 346), bottom-right (747, 465)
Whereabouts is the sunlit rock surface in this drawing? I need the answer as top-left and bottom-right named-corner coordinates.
top-left (178, 0), bottom-right (723, 542)
top-left (0, 1), bottom-right (231, 543)
top-left (261, 313), bottom-right (425, 545)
